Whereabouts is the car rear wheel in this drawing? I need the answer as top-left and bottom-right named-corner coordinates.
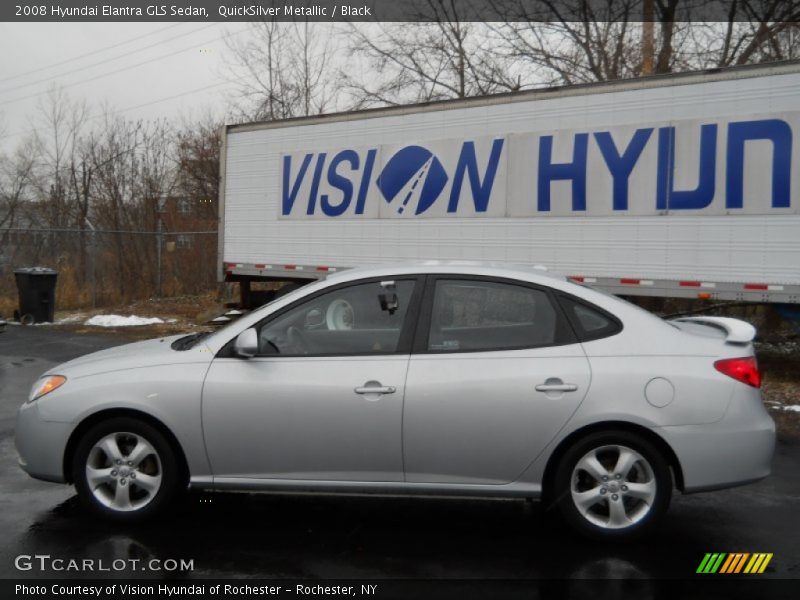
top-left (72, 417), bottom-right (178, 520)
top-left (554, 430), bottom-right (672, 539)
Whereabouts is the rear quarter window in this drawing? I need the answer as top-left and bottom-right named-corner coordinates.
top-left (557, 294), bottom-right (623, 342)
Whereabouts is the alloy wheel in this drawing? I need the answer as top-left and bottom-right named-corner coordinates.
top-left (570, 444), bottom-right (657, 529)
top-left (85, 432), bottom-right (163, 512)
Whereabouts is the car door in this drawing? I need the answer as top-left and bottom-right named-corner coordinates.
top-left (403, 276), bottom-right (592, 485)
top-left (202, 276), bottom-right (421, 482)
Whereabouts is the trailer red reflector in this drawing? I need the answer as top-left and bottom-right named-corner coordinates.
top-left (680, 281), bottom-right (701, 287)
top-left (569, 276), bottom-right (585, 282)
top-left (284, 264), bottom-right (297, 270)
top-left (744, 283), bottom-right (768, 290)
top-left (714, 357), bottom-right (761, 388)
top-left (620, 278), bottom-right (640, 285)
top-left (316, 266), bottom-right (330, 272)
top-left (255, 264), bottom-right (266, 269)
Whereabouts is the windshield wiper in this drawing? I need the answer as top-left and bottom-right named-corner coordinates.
top-left (171, 331), bottom-right (211, 351)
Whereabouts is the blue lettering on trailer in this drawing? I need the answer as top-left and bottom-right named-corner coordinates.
top-left (281, 153), bottom-right (313, 216)
top-left (447, 139), bottom-right (505, 213)
top-left (726, 119), bottom-right (792, 209)
top-left (594, 128), bottom-right (653, 211)
top-left (279, 117), bottom-right (795, 218)
top-left (537, 133), bottom-right (588, 212)
top-left (657, 124), bottom-right (718, 210)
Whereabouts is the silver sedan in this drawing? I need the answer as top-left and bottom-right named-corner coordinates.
top-left (15, 263), bottom-right (775, 538)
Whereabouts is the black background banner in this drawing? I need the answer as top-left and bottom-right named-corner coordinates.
top-left (4, 579), bottom-right (800, 600)
top-left (3, 0), bottom-right (800, 23)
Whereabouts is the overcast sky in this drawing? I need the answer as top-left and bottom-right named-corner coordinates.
top-left (0, 22), bottom-right (236, 153)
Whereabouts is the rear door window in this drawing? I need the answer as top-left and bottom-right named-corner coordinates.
top-left (425, 279), bottom-right (568, 352)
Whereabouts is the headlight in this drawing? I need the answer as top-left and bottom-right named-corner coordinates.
top-left (29, 375), bottom-right (67, 403)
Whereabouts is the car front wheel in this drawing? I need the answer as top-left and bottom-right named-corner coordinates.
top-left (554, 430), bottom-right (672, 539)
top-left (72, 417), bottom-right (178, 520)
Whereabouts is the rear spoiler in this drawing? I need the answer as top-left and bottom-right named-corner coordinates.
top-left (671, 316), bottom-right (756, 344)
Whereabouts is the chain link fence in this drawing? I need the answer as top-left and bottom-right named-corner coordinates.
top-left (0, 228), bottom-right (218, 315)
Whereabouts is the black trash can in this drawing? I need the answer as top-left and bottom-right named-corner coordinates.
top-left (14, 267), bottom-right (58, 324)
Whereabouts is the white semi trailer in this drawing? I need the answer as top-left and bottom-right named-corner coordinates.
top-left (218, 60), bottom-right (800, 307)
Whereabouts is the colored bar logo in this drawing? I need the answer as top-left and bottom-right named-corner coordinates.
top-left (697, 553), bottom-right (773, 574)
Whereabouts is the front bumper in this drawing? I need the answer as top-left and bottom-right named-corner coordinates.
top-left (656, 386), bottom-right (775, 493)
top-left (15, 400), bottom-right (73, 483)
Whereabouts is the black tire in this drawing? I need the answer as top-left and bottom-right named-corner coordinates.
top-left (553, 430), bottom-right (672, 540)
top-left (72, 417), bottom-right (179, 521)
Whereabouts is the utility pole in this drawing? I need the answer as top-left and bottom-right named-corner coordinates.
top-left (642, 0), bottom-right (655, 75)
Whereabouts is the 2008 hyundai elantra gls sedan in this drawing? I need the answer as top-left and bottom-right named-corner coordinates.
top-left (15, 263), bottom-right (775, 538)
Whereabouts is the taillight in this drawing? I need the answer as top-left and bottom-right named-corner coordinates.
top-left (714, 357), bottom-right (761, 388)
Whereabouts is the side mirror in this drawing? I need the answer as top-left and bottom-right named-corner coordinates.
top-left (233, 328), bottom-right (259, 358)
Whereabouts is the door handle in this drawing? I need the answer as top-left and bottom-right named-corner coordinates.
top-left (535, 378), bottom-right (578, 393)
top-left (354, 383), bottom-right (396, 395)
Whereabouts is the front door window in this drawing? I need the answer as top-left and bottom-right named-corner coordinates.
top-left (258, 279), bottom-right (416, 356)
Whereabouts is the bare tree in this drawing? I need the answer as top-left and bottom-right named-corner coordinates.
top-left (174, 114), bottom-right (221, 222)
top-left (224, 20), bottom-right (340, 120)
top-left (0, 140), bottom-right (36, 281)
top-left (86, 112), bottom-right (175, 297)
top-left (345, 3), bottom-right (522, 107)
top-left (0, 142), bottom-right (36, 302)
top-left (488, 0), bottom-right (799, 85)
top-left (0, 141), bottom-right (36, 231)
top-left (290, 21), bottom-right (339, 116)
top-left (29, 86), bottom-right (89, 228)
top-left (486, 0), bottom-right (686, 83)
top-left (686, 1), bottom-right (800, 68)
top-left (225, 20), bottom-right (294, 120)
top-left (2, 91), bottom-right (224, 307)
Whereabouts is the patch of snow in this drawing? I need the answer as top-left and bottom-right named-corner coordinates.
top-left (769, 404), bottom-right (800, 413)
top-left (166, 318), bottom-right (178, 323)
top-left (57, 315), bottom-right (84, 324)
top-left (84, 315), bottom-right (165, 327)
top-left (32, 315), bottom-right (84, 325)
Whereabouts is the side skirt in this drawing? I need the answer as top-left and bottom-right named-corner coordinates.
top-left (189, 476), bottom-right (542, 499)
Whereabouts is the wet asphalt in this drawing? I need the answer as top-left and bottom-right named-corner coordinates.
top-left (1, 325), bottom-right (799, 581)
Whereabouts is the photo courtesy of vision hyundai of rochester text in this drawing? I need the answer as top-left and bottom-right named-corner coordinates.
top-left (16, 263), bottom-right (775, 539)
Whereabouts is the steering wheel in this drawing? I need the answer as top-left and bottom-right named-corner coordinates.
top-left (286, 326), bottom-right (310, 354)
